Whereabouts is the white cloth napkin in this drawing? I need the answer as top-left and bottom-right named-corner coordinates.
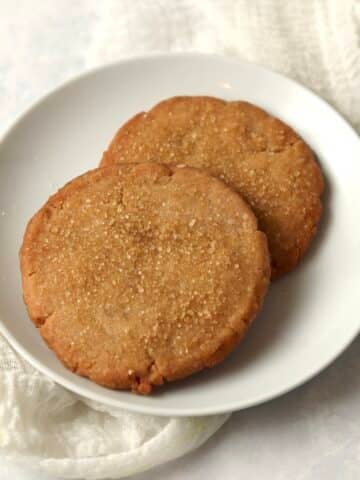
top-left (1, 1), bottom-right (359, 479)
top-left (0, 334), bottom-right (228, 479)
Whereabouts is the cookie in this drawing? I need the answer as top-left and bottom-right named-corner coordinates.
top-left (20, 163), bottom-right (270, 393)
top-left (101, 96), bottom-right (324, 278)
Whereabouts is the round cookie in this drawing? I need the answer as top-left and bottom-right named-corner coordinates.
top-left (20, 163), bottom-right (270, 394)
top-left (101, 97), bottom-right (324, 278)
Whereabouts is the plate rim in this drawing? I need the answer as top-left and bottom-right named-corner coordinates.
top-left (0, 52), bottom-right (359, 416)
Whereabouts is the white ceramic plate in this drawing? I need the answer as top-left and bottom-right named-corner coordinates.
top-left (0, 54), bottom-right (359, 416)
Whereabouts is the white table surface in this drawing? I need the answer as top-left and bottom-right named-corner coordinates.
top-left (1, 2), bottom-right (359, 479)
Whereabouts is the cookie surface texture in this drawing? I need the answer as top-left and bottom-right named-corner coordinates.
top-left (20, 163), bottom-right (270, 393)
top-left (102, 97), bottom-right (324, 278)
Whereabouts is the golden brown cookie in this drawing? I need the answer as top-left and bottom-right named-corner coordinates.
top-left (20, 163), bottom-right (270, 394)
top-left (101, 97), bottom-right (324, 278)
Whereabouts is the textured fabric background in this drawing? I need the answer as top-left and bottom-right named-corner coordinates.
top-left (86, 0), bottom-right (360, 131)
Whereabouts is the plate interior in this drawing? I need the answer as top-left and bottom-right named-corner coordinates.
top-left (0, 54), bottom-right (359, 416)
